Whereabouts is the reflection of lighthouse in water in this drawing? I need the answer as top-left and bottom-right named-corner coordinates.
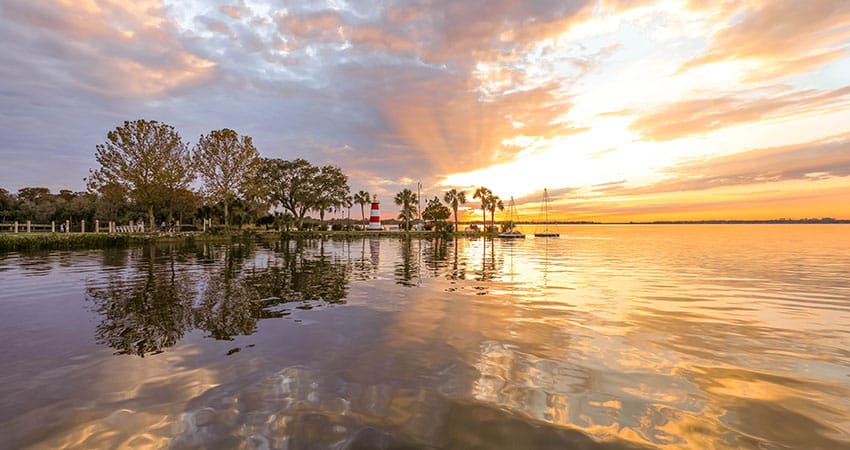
top-left (368, 195), bottom-right (381, 230)
top-left (369, 237), bottom-right (380, 269)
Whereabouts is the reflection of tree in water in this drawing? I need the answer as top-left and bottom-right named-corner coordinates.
top-left (87, 247), bottom-right (196, 356)
top-left (394, 237), bottom-right (420, 287)
top-left (195, 239), bottom-right (352, 340)
top-left (477, 238), bottom-right (502, 282)
top-left (101, 247), bottom-right (129, 268)
top-left (422, 237), bottom-right (450, 277)
top-left (350, 238), bottom-right (378, 281)
top-left (445, 238), bottom-right (467, 281)
top-left (88, 239), bottom-right (352, 355)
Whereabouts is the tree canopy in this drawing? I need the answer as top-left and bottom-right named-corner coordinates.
top-left (259, 158), bottom-right (349, 229)
top-left (193, 128), bottom-right (261, 229)
top-left (354, 190), bottom-right (371, 224)
top-left (394, 188), bottom-right (418, 231)
top-left (443, 188), bottom-right (467, 232)
top-left (473, 186), bottom-right (491, 227)
top-left (88, 120), bottom-right (194, 229)
top-left (423, 196), bottom-right (451, 230)
top-left (312, 165), bottom-right (350, 224)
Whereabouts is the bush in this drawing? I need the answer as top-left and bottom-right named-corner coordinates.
top-left (434, 221), bottom-right (455, 235)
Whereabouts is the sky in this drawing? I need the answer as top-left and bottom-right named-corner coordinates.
top-left (1, 0), bottom-right (849, 222)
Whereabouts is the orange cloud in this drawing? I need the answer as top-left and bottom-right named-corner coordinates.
top-left (581, 134), bottom-right (850, 200)
top-left (538, 135), bottom-right (850, 221)
top-left (341, 26), bottom-right (416, 53)
top-left (681, 0), bottom-right (850, 80)
top-left (3, 0), bottom-right (215, 97)
top-left (221, 5), bottom-right (242, 19)
top-left (379, 80), bottom-right (576, 178)
top-left (629, 86), bottom-right (850, 141)
top-left (275, 11), bottom-right (342, 45)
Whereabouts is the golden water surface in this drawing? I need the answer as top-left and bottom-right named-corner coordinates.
top-left (0, 225), bottom-right (848, 449)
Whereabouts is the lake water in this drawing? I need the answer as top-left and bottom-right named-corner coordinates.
top-left (1, 225), bottom-right (849, 449)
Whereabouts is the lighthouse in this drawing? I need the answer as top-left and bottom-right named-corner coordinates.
top-left (368, 195), bottom-right (382, 230)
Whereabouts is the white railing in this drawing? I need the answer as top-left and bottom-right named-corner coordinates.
top-left (0, 220), bottom-right (145, 233)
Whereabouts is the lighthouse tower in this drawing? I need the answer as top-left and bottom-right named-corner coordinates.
top-left (368, 195), bottom-right (382, 230)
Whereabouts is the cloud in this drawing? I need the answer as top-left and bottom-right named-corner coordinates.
top-left (221, 5), bottom-right (242, 19)
top-left (1, 0), bottom-right (216, 98)
top-left (275, 10), bottom-right (342, 45)
top-left (628, 85), bottom-right (850, 141)
top-left (680, 0), bottom-right (850, 80)
top-left (611, 134), bottom-right (850, 196)
top-left (196, 16), bottom-right (233, 37)
top-left (1, 0), bottom-right (849, 226)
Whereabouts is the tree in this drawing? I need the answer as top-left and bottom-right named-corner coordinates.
top-left (354, 190), bottom-right (371, 225)
top-left (259, 158), bottom-right (319, 228)
top-left (170, 188), bottom-right (202, 226)
top-left (15, 187), bottom-right (55, 222)
top-left (394, 188), bottom-right (418, 231)
top-left (422, 196), bottom-right (451, 230)
top-left (193, 128), bottom-right (261, 230)
top-left (69, 192), bottom-right (97, 225)
top-left (473, 186), bottom-right (491, 229)
top-left (93, 182), bottom-right (128, 222)
top-left (443, 188), bottom-right (467, 232)
top-left (312, 165), bottom-right (350, 227)
top-left (0, 188), bottom-right (12, 222)
top-left (488, 195), bottom-right (504, 231)
top-left (17, 187), bottom-right (52, 203)
top-left (259, 159), bottom-right (349, 229)
top-left (343, 195), bottom-right (353, 228)
top-left (88, 120), bottom-right (194, 230)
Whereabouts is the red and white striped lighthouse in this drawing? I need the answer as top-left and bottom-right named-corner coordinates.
top-left (368, 195), bottom-right (382, 230)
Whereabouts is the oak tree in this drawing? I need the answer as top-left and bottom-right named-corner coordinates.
top-left (88, 120), bottom-right (194, 230)
top-left (193, 128), bottom-right (260, 229)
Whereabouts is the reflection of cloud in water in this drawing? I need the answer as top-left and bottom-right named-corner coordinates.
top-left (3, 348), bottom-right (219, 449)
top-left (170, 365), bottom-right (654, 450)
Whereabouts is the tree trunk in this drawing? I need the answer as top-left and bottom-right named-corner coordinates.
top-left (454, 207), bottom-right (459, 232)
top-left (147, 206), bottom-right (155, 232)
top-left (224, 201), bottom-right (230, 231)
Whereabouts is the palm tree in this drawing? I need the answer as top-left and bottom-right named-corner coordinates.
top-left (488, 195), bottom-right (504, 231)
top-left (443, 189), bottom-right (467, 232)
top-left (354, 190), bottom-right (370, 225)
top-left (394, 188), bottom-right (418, 231)
top-left (473, 186), bottom-right (491, 230)
top-left (343, 195), bottom-right (353, 229)
top-left (314, 196), bottom-right (334, 228)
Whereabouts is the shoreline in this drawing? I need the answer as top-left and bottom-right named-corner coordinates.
top-left (1, 222), bottom-right (847, 253)
top-left (0, 230), bottom-right (475, 253)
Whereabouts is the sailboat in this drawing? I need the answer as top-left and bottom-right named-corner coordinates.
top-left (534, 188), bottom-right (560, 237)
top-left (498, 196), bottom-right (525, 239)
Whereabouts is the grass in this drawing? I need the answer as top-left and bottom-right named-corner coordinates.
top-left (0, 233), bottom-right (137, 252)
top-left (0, 229), bottom-right (487, 252)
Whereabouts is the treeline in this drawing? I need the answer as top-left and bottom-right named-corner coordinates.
top-left (86, 120), bottom-right (361, 231)
top-left (4, 119), bottom-right (534, 234)
top-left (2, 120), bottom-right (364, 231)
top-left (0, 185), bottom-right (260, 231)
